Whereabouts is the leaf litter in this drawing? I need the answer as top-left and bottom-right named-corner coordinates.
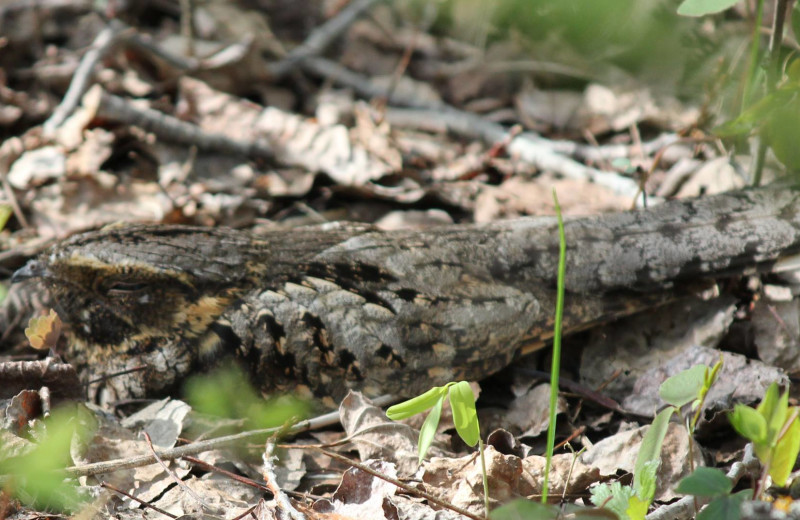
top-left (0, 1), bottom-right (797, 519)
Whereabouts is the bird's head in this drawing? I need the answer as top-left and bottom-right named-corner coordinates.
top-left (12, 224), bottom-right (261, 400)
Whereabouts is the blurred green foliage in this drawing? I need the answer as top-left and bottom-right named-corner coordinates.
top-left (185, 365), bottom-right (311, 431)
top-left (404, 0), bottom-right (717, 95)
top-left (0, 405), bottom-right (95, 513)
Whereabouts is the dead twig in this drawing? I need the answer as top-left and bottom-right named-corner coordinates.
top-left (0, 137), bottom-right (30, 229)
top-left (267, 0), bottom-right (384, 79)
top-left (87, 86), bottom-right (273, 159)
top-left (64, 394), bottom-right (395, 477)
top-left (262, 439), bottom-right (307, 520)
top-left (183, 456), bottom-right (271, 493)
top-left (100, 481), bottom-right (178, 519)
top-left (43, 20), bottom-right (127, 135)
top-left (143, 432), bottom-right (222, 515)
top-left (384, 105), bottom-right (652, 202)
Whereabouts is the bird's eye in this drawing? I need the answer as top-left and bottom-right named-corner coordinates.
top-left (106, 281), bottom-right (149, 295)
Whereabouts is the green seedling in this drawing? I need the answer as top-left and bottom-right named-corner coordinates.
top-left (387, 381), bottom-right (488, 515)
top-left (386, 381), bottom-right (480, 461)
top-left (587, 353), bottom-right (723, 519)
top-left (541, 189), bottom-right (567, 504)
top-left (729, 382), bottom-right (800, 495)
top-left (590, 407), bottom-right (673, 520)
top-left (660, 357), bottom-right (723, 479)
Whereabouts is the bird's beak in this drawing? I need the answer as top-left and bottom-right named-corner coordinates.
top-left (11, 260), bottom-right (50, 283)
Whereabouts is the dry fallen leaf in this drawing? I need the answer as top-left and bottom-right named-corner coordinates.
top-left (24, 309), bottom-right (62, 351)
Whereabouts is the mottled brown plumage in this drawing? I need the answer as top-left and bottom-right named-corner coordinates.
top-left (9, 187), bottom-right (800, 405)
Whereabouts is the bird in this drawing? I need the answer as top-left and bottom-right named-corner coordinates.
top-left (9, 186), bottom-right (800, 406)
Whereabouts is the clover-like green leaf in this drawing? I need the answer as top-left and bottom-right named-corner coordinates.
top-left (675, 467), bottom-right (733, 497)
top-left (659, 365), bottom-right (706, 408)
top-left (590, 481), bottom-right (636, 518)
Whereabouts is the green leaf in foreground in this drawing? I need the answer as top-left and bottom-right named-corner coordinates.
top-left (675, 467), bottom-right (733, 497)
top-left (769, 409), bottom-right (800, 486)
top-left (633, 407), bottom-right (673, 489)
top-left (677, 0), bottom-right (742, 17)
top-left (659, 364), bottom-right (706, 408)
top-left (729, 404), bottom-right (767, 445)
top-left (0, 204), bottom-right (11, 231)
top-left (449, 381), bottom-right (479, 447)
top-left (626, 495), bottom-right (649, 520)
top-left (696, 490), bottom-right (749, 520)
top-left (0, 406), bottom-right (94, 512)
top-left (386, 384), bottom-right (449, 420)
top-left (728, 383), bottom-right (800, 487)
top-left (590, 481), bottom-right (636, 519)
top-left (417, 393), bottom-right (445, 463)
top-left (490, 499), bottom-right (559, 520)
top-left (185, 365), bottom-right (310, 430)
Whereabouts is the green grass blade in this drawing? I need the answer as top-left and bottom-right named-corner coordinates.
top-left (542, 189), bottom-right (567, 503)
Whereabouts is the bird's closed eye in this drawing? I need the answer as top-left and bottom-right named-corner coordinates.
top-left (106, 281), bottom-right (150, 295)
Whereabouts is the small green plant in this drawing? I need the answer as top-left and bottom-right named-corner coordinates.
top-left (675, 467), bottom-right (750, 520)
top-left (589, 407), bottom-right (673, 520)
top-left (541, 189), bottom-right (567, 503)
top-left (387, 381), bottom-right (488, 514)
top-left (660, 357), bottom-right (723, 476)
top-left (729, 382), bottom-right (800, 496)
top-left (588, 359), bottom-right (722, 520)
top-left (677, 0), bottom-right (799, 183)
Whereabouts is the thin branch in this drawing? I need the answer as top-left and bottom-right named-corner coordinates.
top-left (100, 481), bottom-right (177, 519)
top-left (143, 432), bottom-right (221, 514)
top-left (262, 439), bottom-right (307, 520)
top-left (64, 394), bottom-right (395, 477)
top-left (0, 137), bottom-right (30, 228)
top-left (89, 87), bottom-right (273, 159)
top-left (43, 20), bottom-right (126, 135)
top-left (267, 0), bottom-right (384, 79)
